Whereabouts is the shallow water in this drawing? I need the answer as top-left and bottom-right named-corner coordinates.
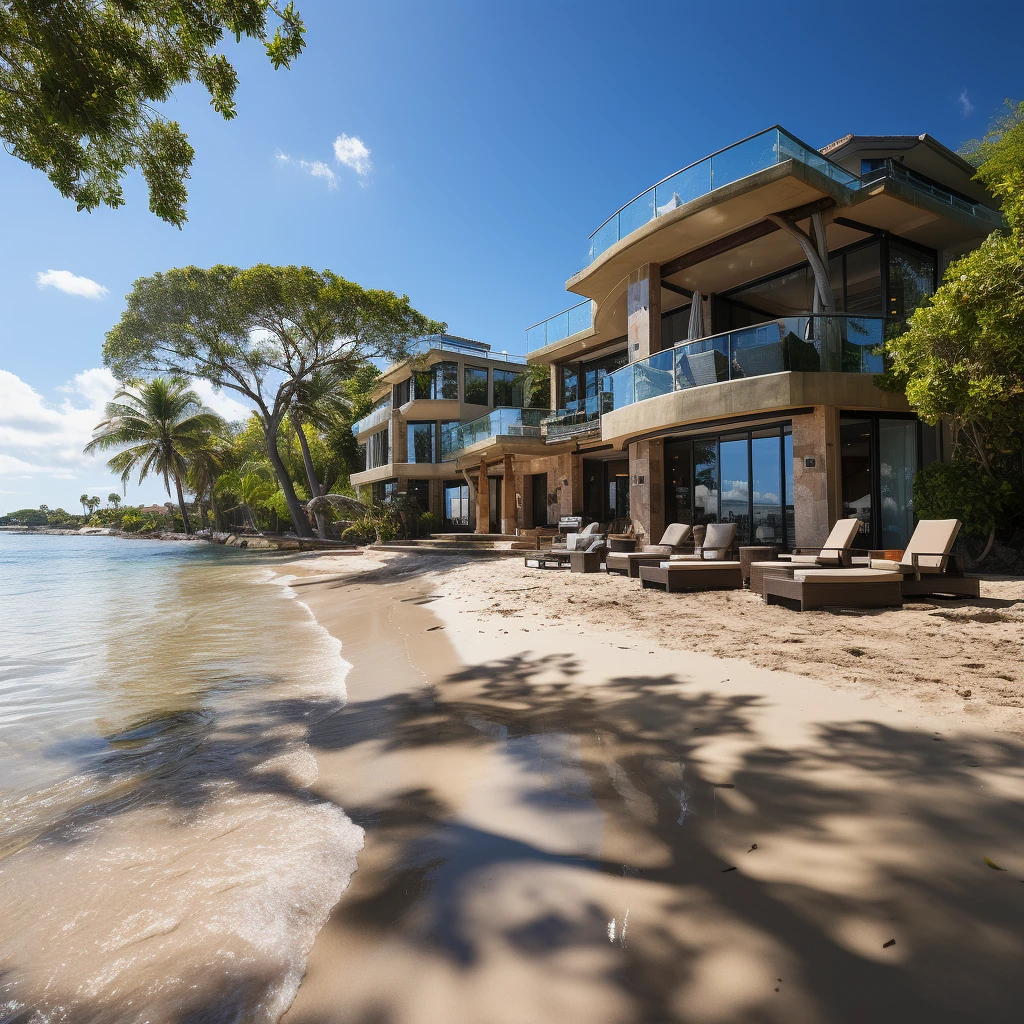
top-left (0, 534), bottom-right (362, 1022)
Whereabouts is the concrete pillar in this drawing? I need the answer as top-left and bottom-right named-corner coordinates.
top-left (627, 263), bottom-right (662, 362)
top-left (501, 455), bottom-right (516, 535)
top-left (791, 408), bottom-right (831, 548)
top-left (476, 460), bottom-right (489, 534)
top-left (549, 364), bottom-right (559, 412)
top-left (627, 438), bottom-right (664, 543)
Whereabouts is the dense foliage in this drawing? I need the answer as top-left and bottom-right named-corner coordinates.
top-left (885, 100), bottom-right (1024, 551)
top-left (0, 1), bottom-right (304, 225)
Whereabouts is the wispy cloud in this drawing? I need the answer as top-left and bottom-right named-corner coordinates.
top-left (958, 89), bottom-right (974, 117)
top-left (36, 269), bottom-right (108, 300)
top-left (333, 134), bottom-right (373, 181)
top-left (276, 150), bottom-right (338, 189)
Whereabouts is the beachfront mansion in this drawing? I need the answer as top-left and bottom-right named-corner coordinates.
top-left (350, 127), bottom-right (1002, 553)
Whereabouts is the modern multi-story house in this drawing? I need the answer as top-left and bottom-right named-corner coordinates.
top-left (438, 126), bottom-right (1001, 552)
top-left (350, 335), bottom-right (546, 531)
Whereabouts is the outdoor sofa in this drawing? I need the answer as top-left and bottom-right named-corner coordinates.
top-left (606, 523), bottom-right (691, 577)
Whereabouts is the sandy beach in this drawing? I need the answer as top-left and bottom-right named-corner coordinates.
top-left (277, 551), bottom-right (1024, 1024)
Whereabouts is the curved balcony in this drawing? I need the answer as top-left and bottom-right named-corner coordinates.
top-left (526, 300), bottom-right (594, 351)
top-left (352, 398), bottom-right (391, 436)
top-left (440, 408), bottom-right (546, 461)
top-left (586, 127), bottom-right (861, 267)
top-left (603, 315), bottom-right (885, 412)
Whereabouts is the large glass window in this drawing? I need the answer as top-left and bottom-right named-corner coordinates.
top-left (751, 431), bottom-right (784, 545)
top-left (559, 365), bottom-right (579, 411)
top-left (413, 361), bottom-right (459, 400)
top-left (844, 243), bottom-right (883, 315)
top-left (720, 437), bottom-right (750, 545)
top-left (404, 479), bottom-right (430, 514)
top-left (366, 428), bottom-right (390, 470)
top-left (407, 422), bottom-right (437, 463)
top-left (664, 441), bottom-right (693, 526)
top-left (887, 244), bottom-right (935, 326)
top-left (439, 420), bottom-right (460, 462)
top-left (878, 418), bottom-right (918, 550)
top-left (693, 440), bottom-right (719, 526)
top-left (394, 378), bottom-right (410, 407)
top-left (581, 349), bottom-right (628, 401)
top-left (783, 428), bottom-right (794, 549)
top-left (493, 368), bottom-right (524, 407)
top-left (840, 417), bottom-right (874, 548)
top-left (464, 366), bottom-right (488, 405)
top-left (444, 481), bottom-right (470, 528)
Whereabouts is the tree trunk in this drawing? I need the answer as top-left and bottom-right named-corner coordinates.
top-left (263, 422), bottom-right (312, 537)
top-left (173, 474), bottom-right (193, 535)
top-left (294, 418), bottom-right (326, 539)
top-left (210, 485), bottom-right (223, 532)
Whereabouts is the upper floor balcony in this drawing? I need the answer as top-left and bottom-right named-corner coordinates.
top-left (603, 314), bottom-right (884, 414)
top-left (525, 300), bottom-right (594, 352)
top-left (440, 408), bottom-right (546, 461)
top-left (585, 127), bottom-right (860, 267)
top-left (352, 397), bottom-right (392, 437)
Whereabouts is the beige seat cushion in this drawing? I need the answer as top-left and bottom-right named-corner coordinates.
top-left (822, 518), bottom-right (862, 551)
top-left (793, 569), bottom-right (903, 583)
top-left (658, 523), bottom-right (691, 549)
top-left (894, 519), bottom-right (962, 571)
top-left (658, 560), bottom-right (742, 570)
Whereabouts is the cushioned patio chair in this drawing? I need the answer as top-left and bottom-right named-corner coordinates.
top-left (868, 519), bottom-right (980, 598)
top-left (606, 523), bottom-right (691, 577)
top-left (777, 518), bottom-right (862, 567)
top-left (667, 522), bottom-right (737, 562)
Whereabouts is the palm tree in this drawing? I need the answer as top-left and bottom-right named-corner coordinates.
top-left (215, 462), bottom-right (276, 532)
top-left (79, 493), bottom-right (90, 516)
top-left (85, 378), bottom-right (224, 535)
top-left (187, 439), bottom-right (229, 533)
top-left (87, 496), bottom-right (102, 515)
top-left (107, 493), bottom-right (121, 509)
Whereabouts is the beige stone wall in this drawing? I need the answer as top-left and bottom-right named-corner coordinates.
top-left (627, 438), bottom-right (665, 543)
top-left (626, 263), bottom-right (662, 361)
top-left (511, 452), bottom-right (581, 529)
top-left (791, 407), bottom-right (832, 548)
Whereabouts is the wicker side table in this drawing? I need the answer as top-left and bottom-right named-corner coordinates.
top-left (739, 545), bottom-right (780, 586)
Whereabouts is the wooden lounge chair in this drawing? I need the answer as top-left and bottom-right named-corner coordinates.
top-left (763, 568), bottom-right (904, 611)
top-left (747, 518), bottom-right (862, 594)
top-left (667, 522), bottom-right (737, 561)
top-left (606, 523), bottom-right (691, 577)
top-left (867, 519), bottom-right (980, 598)
top-left (639, 560), bottom-right (743, 592)
top-left (777, 518), bottom-right (861, 566)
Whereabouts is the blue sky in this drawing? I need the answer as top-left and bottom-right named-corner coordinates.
top-left (1, 0), bottom-right (1021, 513)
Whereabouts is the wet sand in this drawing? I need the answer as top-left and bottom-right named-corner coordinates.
top-left (282, 552), bottom-right (1024, 1024)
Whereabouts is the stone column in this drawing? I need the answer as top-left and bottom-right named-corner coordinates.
top-left (627, 263), bottom-right (662, 362)
top-left (791, 408), bottom-right (830, 548)
top-left (476, 460), bottom-right (490, 534)
top-left (628, 439), bottom-right (664, 543)
top-left (501, 455), bottom-right (516, 535)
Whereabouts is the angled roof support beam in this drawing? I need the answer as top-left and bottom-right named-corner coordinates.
top-left (766, 212), bottom-right (836, 313)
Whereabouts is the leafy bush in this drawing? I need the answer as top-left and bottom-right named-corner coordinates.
top-left (418, 511), bottom-right (439, 535)
top-left (913, 462), bottom-right (1007, 538)
top-left (0, 508), bottom-right (48, 526)
top-left (120, 510), bottom-right (162, 533)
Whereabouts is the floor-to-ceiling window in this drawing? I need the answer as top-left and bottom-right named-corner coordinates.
top-left (840, 414), bottom-right (922, 549)
top-left (464, 366), bottom-right (488, 406)
top-left (493, 369), bottom-right (524, 407)
top-left (443, 481), bottom-right (470, 529)
top-left (663, 425), bottom-right (794, 548)
top-left (414, 361), bottom-right (459, 400)
top-left (407, 422), bottom-right (437, 463)
top-left (582, 458), bottom-right (629, 523)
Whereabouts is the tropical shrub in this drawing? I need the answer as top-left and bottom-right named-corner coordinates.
top-left (913, 462), bottom-right (1007, 540)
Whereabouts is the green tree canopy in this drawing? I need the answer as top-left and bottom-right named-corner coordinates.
top-left (885, 100), bottom-right (1024, 548)
top-left (0, 1), bottom-right (304, 226)
top-left (102, 264), bottom-right (445, 535)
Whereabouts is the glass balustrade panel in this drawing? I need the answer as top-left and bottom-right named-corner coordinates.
top-left (618, 192), bottom-right (656, 237)
top-left (655, 160), bottom-right (711, 215)
top-left (711, 129), bottom-right (779, 190)
top-left (633, 350), bottom-right (675, 404)
top-left (590, 219), bottom-right (620, 261)
top-left (567, 301), bottom-right (593, 336)
top-left (729, 323), bottom-right (785, 378)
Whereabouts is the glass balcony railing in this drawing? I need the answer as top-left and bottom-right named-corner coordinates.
top-left (541, 394), bottom-right (608, 440)
top-left (525, 300), bottom-right (594, 351)
top-left (603, 315), bottom-right (885, 413)
top-left (395, 335), bottom-right (527, 366)
top-left (440, 407), bottom-right (546, 460)
top-left (586, 127), bottom-right (862, 266)
top-left (352, 399), bottom-right (391, 435)
top-left (860, 161), bottom-right (1003, 227)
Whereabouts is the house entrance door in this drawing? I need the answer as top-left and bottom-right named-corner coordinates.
top-left (531, 472), bottom-right (548, 528)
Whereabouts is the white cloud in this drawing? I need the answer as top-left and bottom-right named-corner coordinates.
top-left (276, 150), bottom-right (338, 189)
top-left (333, 133), bottom-right (373, 179)
top-left (190, 379), bottom-right (252, 422)
top-left (36, 269), bottom-right (109, 300)
top-left (958, 89), bottom-right (974, 117)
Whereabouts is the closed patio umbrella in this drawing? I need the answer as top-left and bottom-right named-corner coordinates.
top-left (687, 291), bottom-right (705, 340)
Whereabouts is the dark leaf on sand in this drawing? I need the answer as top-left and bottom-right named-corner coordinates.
top-left (883, 939), bottom-right (896, 948)
top-left (747, 844), bottom-right (758, 852)
top-left (984, 857), bottom-right (1008, 871)
top-left (722, 866), bottom-right (737, 873)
